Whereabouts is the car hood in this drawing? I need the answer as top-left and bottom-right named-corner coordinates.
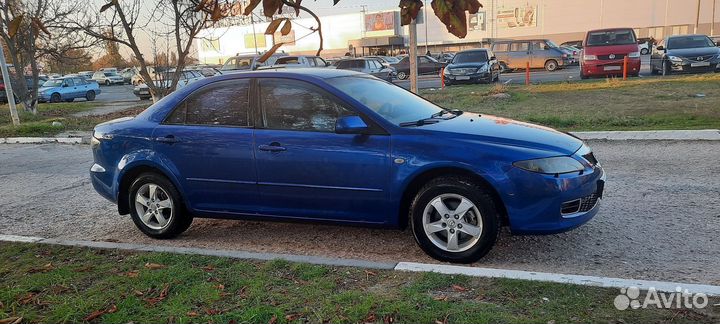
top-left (666, 47), bottom-right (720, 57)
top-left (584, 44), bottom-right (639, 55)
top-left (446, 62), bottom-right (488, 69)
top-left (38, 86), bottom-right (59, 93)
top-left (416, 113), bottom-right (583, 156)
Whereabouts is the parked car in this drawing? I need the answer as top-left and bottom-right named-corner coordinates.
top-left (365, 55), bottom-right (401, 65)
top-left (561, 40), bottom-right (583, 50)
top-left (133, 70), bottom-right (205, 100)
top-left (38, 76), bottom-right (101, 102)
top-left (392, 55), bottom-right (446, 80)
top-left (120, 68), bottom-right (136, 84)
top-left (710, 36), bottom-right (720, 46)
top-left (92, 70), bottom-right (125, 86)
top-left (333, 58), bottom-right (395, 81)
top-left (220, 53), bottom-right (287, 73)
top-left (560, 45), bottom-right (581, 65)
top-left (435, 52), bottom-right (455, 63)
top-left (580, 28), bottom-right (641, 79)
top-left (491, 39), bottom-right (570, 72)
top-left (0, 75), bottom-right (34, 103)
top-left (650, 34), bottom-right (720, 75)
top-left (90, 69), bottom-right (605, 263)
top-left (268, 55), bottom-right (329, 68)
top-left (443, 49), bottom-right (500, 85)
top-left (637, 37), bottom-right (656, 55)
top-left (78, 71), bottom-right (94, 79)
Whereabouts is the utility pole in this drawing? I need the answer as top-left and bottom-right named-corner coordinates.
top-left (712, 0), bottom-right (717, 36)
top-left (409, 17), bottom-right (419, 93)
top-left (695, 0), bottom-right (702, 34)
top-left (0, 44), bottom-right (20, 126)
top-left (361, 5), bottom-right (368, 37)
top-left (423, 0), bottom-right (429, 54)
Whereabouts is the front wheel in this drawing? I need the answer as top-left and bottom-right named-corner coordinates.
top-left (49, 93), bottom-right (61, 103)
top-left (640, 48), bottom-right (649, 55)
top-left (410, 176), bottom-right (500, 263)
top-left (105, 80), bottom-right (111, 86)
top-left (129, 173), bottom-right (192, 239)
top-left (545, 60), bottom-right (559, 72)
top-left (396, 71), bottom-right (408, 80)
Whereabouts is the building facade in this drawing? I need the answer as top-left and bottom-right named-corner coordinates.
top-left (197, 0), bottom-right (720, 63)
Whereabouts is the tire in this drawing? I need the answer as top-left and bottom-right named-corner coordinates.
top-left (128, 173), bottom-right (192, 239)
top-left (105, 80), bottom-right (111, 86)
top-left (545, 60), bottom-right (559, 72)
top-left (410, 176), bottom-right (500, 263)
top-left (640, 48), bottom-right (649, 55)
top-left (50, 93), bottom-right (61, 103)
top-left (86, 91), bottom-right (96, 101)
top-left (499, 62), bottom-right (510, 73)
top-left (662, 60), bottom-right (671, 76)
top-left (397, 71), bottom-right (408, 80)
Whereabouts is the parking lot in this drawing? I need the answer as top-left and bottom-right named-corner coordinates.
top-left (1, 140), bottom-right (718, 285)
top-left (94, 84), bottom-right (140, 102)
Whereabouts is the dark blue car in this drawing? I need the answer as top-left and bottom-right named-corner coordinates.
top-left (90, 69), bottom-right (605, 263)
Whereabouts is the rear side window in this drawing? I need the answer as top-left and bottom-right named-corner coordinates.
top-left (510, 42), bottom-right (529, 52)
top-left (165, 80), bottom-right (251, 127)
top-left (586, 29), bottom-right (636, 46)
top-left (492, 43), bottom-right (509, 52)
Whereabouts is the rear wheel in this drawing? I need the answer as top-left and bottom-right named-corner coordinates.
top-left (545, 60), bottom-right (559, 72)
top-left (396, 71), bottom-right (408, 80)
top-left (410, 176), bottom-right (500, 263)
top-left (129, 173), bottom-right (192, 239)
top-left (85, 91), bottom-right (96, 101)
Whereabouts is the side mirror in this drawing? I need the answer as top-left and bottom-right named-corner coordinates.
top-left (490, 56), bottom-right (497, 61)
top-left (335, 116), bottom-right (368, 134)
top-left (656, 46), bottom-right (665, 51)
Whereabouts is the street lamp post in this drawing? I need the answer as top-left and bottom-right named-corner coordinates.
top-left (695, 0), bottom-right (702, 34)
top-left (0, 44), bottom-right (20, 126)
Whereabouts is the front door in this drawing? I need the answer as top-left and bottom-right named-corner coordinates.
top-left (254, 78), bottom-right (391, 224)
top-left (508, 42), bottom-right (530, 69)
top-left (152, 79), bottom-right (259, 214)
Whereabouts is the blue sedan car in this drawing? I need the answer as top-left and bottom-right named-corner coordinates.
top-left (90, 69), bottom-right (605, 263)
top-left (39, 76), bottom-right (101, 103)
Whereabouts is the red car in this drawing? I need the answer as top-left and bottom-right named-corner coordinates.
top-left (580, 28), bottom-right (641, 79)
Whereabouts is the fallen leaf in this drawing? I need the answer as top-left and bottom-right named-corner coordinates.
top-left (126, 270), bottom-right (139, 278)
top-left (18, 293), bottom-right (35, 305)
top-left (268, 314), bottom-right (278, 324)
top-left (433, 295), bottom-right (449, 301)
top-left (187, 311), bottom-right (198, 317)
top-left (0, 317), bottom-right (22, 324)
top-left (144, 262), bottom-right (166, 270)
top-left (215, 284), bottom-right (225, 291)
top-left (83, 305), bottom-right (116, 322)
top-left (205, 308), bottom-right (221, 315)
top-left (451, 284), bottom-right (468, 292)
top-left (364, 270), bottom-right (377, 280)
top-left (384, 314), bottom-right (395, 324)
top-left (133, 290), bottom-right (144, 296)
top-left (144, 284), bottom-right (170, 305)
top-left (285, 313), bottom-right (302, 321)
top-left (364, 312), bottom-right (377, 322)
top-left (202, 265), bottom-right (215, 272)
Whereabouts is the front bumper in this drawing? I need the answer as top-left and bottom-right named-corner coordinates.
top-left (667, 59), bottom-right (720, 73)
top-left (581, 58), bottom-right (641, 76)
top-left (504, 162), bottom-right (605, 235)
top-left (444, 72), bottom-right (492, 83)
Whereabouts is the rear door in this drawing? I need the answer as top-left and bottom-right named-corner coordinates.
top-left (253, 77), bottom-right (391, 223)
top-left (151, 79), bottom-right (258, 214)
top-left (530, 41), bottom-right (549, 68)
top-left (492, 43), bottom-right (510, 66)
top-left (508, 42), bottom-right (530, 69)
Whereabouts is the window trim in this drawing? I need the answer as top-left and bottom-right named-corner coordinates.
top-left (255, 76), bottom-right (388, 135)
top-left (161, 79), bottom-right (255, 128)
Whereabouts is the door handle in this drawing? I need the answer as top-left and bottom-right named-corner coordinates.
top-left (258, 143), bottom-right (286, 152)
top-left (155, 135), bottom-right (179, 144)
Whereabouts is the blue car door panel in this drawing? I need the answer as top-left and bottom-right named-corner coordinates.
top-left (254, 78), bottom-right (391, 223)
top-left (151, 79), bottom-right (259, 214)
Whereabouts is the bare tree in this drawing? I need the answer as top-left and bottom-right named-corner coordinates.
top-left (0, 0), bottom-right (98, 114)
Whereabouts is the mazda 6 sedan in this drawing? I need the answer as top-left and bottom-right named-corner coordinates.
top-left (90, 68), bottom-right (605, 263)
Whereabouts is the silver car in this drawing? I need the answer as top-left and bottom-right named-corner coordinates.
top-left (333, 58), bottom-right (395, 81)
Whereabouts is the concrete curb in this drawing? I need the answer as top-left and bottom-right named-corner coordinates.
top-left (395, 262), bottom-right (720, 297)
top-left (2, 130), bottom-right (718, 145)
top-left (571, 129), bottom-right (720, 141)
top-left (2, 234), bottom-right (720, 296)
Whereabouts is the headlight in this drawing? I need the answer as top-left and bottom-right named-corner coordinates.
top-left (476, 65), bottom-right (489, 73)
top-left (583, 54), bottom-right (597, 61)
top-left (513, 156), bottom-right (585, 175)
top-left (628, 52), bottom-right (640, 58)
top-left (668, 55), bottom-right (683, 63)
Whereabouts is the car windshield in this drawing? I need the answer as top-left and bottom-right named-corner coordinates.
top-left (667, 36), bottom-right (715, 49)
top-left (222, 57), bottom-right (254, 70)
top-left (545, 40), bottom-right (560, 48)
top-left (586, 30), bottom-right (636, 46)
top-left (42, 79), bottom-right (63, 87)
top-left (452, 51), bottom-right (488, 63)
top-left (333, 76), bottom-right (443, 125)
top-left (104, 72), bottom-right (119, 77)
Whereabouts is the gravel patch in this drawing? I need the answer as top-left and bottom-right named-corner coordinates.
top-left (0, 141), bottom-right (718, 284)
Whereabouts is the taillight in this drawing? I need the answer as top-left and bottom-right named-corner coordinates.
top-left (0, 83), bottom-right (5, 91)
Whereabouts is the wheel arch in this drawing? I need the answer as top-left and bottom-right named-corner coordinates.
top-left (397, 166), bottom-right (509, 229)
top-left (116, 163), bottom-right (181, 215)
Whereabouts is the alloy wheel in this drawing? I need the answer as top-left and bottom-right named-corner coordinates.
top-left (134, 183), bottom-right (174, 230)
top-left (422, 193), bottom-right (483, 252)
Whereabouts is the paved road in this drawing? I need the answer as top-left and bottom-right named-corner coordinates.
top-left (394, 56), bottom-right (654, 89)
top-left (95, 84), bottom-right (139, 103)
top-left (1, 141), bottom-right (718, 284)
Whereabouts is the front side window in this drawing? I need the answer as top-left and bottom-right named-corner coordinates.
top-left (65, 79), bottom-right (75, 87)
top-left (259, 78), bottom-right (352, 132)
top-left (165, 80), bottom-right (251, 127)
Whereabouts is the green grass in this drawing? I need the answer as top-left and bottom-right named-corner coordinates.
top-left (0, 102), bottom-right (148, 137)
top-left (1, 242), bottom-right (717, 323)
top-left (421, 73), bottom-right (720, 131)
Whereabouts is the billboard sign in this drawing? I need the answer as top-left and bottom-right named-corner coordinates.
top-left (469, 11), bottom-right (487, 31)
top-left (497, 3), bottom-right (537, 29)
top-left (365, 12), bottom-right (395, 32)
top-left (273, 30), bottom-right (296, 46)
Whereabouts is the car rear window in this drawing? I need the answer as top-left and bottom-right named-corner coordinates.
top-left (586, 30), bottom-right (636, 46)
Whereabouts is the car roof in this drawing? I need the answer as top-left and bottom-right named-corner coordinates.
top-left (219, 68), bottom-right (363, 79)
top-left (587, 27), bottom-right (634, 33)
top-left (667, 34), bottom-right (709, 39)
top-left (456, 48), bottom-right (489, 53)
